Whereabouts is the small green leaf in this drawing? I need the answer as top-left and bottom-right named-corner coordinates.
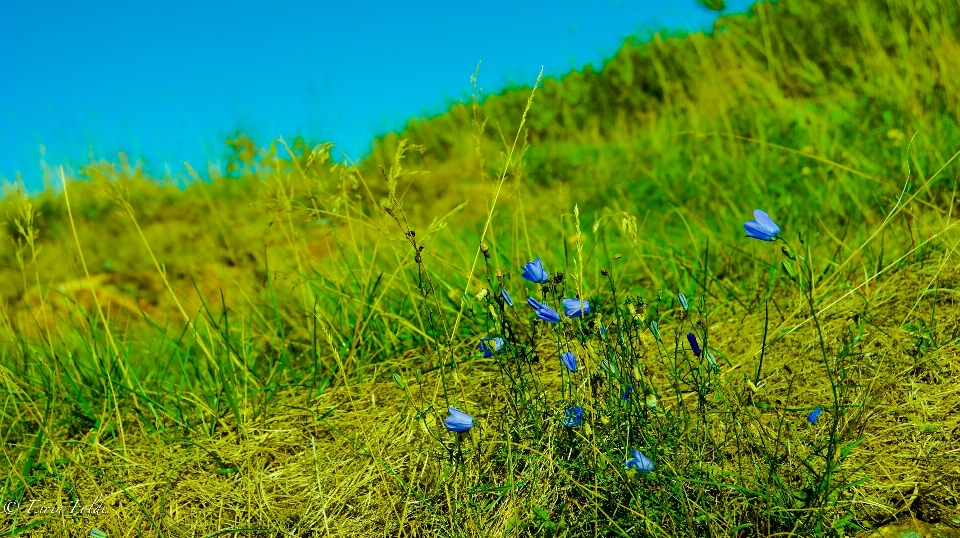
top-left (650, 320), bottom-right (662, 341)
top-left (781, 260), bottom-right (799, 282)
top-left (839, 437), bottom-right (867, 460)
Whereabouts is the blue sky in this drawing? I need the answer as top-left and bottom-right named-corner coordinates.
top-left (1, 0), bottom-right (755, 191)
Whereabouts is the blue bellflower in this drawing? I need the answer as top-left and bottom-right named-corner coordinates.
top-left (621, 385), bottom-right (633, 400)
top-left (444, 406), bottom-right (475, 432)
top-left (744, 210), bottom-right (781, 241)
top-left (500, 288), bottom-right (514, 307)
top-left (807, 406), bottom-right (823, 426)
top-left (521, 257), bottom-right (549, 283)
top-left (563, 406), bottom-right (584, 427)
top-left (562, 298), bottom-right (591, 317)
top-left (527, 297), bottom-right (561, 323)
top-left (687, 333), bottom-right (701, 357)
top-left (478, 337), bottom-right (505, 358)
top-left (560, 350), bottom-right (578, 372)
top-left (626, 449), bottom-right (655, 473)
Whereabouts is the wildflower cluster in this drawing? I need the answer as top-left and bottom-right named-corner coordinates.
top-left (397, 206), bottom-right (856, 533)
top-left (444, 211), bottom-right (829, 465)
top-left (457, 254), bottom-right (657, 473)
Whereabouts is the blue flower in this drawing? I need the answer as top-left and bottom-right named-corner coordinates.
top-left (626, 449), bottom-right (655, 473)
top-left (563, 406), bottom-right (584, 427)
top-left (444, 406), bottom-right (475, 432)
top-left (521, 257), bottom-right (549, 283)
top-left (478, 337), bottom-right (505, 358)
top-left (807, 406), bottom-right (823, 426)
top-left (743, 209), bottom-right (781, 241)
top-left (527, 297), bottom-right (561, 323)
top-left (560, 350), bottom-right (578, 372)
top-left (678, 293), bottom-right (688, 311)
top-left (562, 298), bottom-right (591, 317)
top-left (687, 333), bottom-right (701, 357)
top-left (500, 288), bottom-right (514, 307)
top-left (621, 385), bottom-right (633, 400)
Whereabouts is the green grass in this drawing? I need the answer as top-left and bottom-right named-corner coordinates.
top-left (2, 0), bottom-right (960, 536)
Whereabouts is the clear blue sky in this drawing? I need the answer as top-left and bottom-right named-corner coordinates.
top-left (1, 0), bottom-right (755, 192)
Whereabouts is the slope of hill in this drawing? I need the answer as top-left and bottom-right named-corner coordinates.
top-left (2, 0), bottom-right (959, 535)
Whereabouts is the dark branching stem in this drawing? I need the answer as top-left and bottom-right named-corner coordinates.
top-left (379, 166), bottom-right (459, 450)
top-left (797, 240), bottom-right (843, 523)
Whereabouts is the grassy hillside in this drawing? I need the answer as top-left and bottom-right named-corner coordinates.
top-left (2, 0), bottom-right (959, 536)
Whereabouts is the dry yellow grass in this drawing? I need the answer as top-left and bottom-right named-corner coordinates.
top-left (2, 253), bottom-right (955, 536)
